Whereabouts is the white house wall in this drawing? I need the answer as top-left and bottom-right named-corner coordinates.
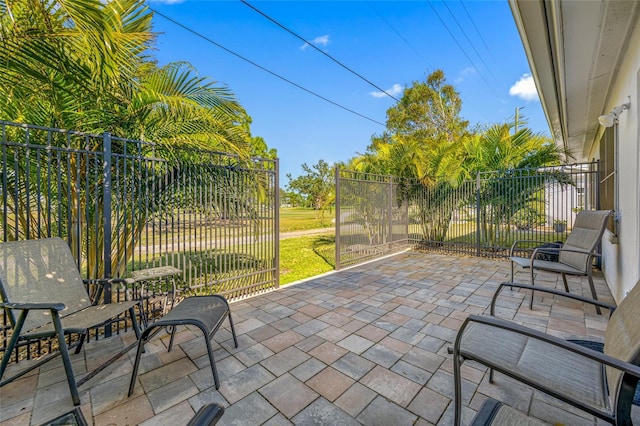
top-left (593, 16), bottom-right (640, 302)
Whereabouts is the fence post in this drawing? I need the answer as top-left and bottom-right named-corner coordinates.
top-left (404, 182), bottom-right (409, 245)
top-left (388, 176), bottom-right (393, 248)
top-left (476, 172), bottom-right (481, 257)
top-left (335, 167), bottom-right (341, 270)
top-left (103, 132), bottom-right (113, 305)
top-left (274, 158), bottom-right (280, 288)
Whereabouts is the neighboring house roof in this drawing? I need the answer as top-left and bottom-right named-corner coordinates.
top-left (508, 0), bottom-right (639, 160)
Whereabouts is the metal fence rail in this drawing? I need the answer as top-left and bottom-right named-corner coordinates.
top-left (0, 120), bottom-right (278, 360)
top-left (335, 170), bottom-right (411, 269)
top-left (336, 162), bottom-right (599, 268)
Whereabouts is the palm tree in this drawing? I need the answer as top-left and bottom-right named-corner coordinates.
top-left (0, 0), bottom-right (257, 280)
top-left (460, 118), bottom-right (565, 246)
top-left (0, 0), bottom-right (250, 154)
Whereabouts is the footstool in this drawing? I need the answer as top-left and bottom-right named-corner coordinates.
top-left (128, 295), bottom-right (238, 395)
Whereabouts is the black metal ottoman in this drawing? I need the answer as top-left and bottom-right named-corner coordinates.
top-left (128, 295), bottom-right (238, 395)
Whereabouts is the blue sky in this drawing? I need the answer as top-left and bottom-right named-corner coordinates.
top-left (149, 0), bottom-right (547, 179)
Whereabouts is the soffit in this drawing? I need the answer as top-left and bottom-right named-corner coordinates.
top-left (509, 0), bottom-right (639, 161)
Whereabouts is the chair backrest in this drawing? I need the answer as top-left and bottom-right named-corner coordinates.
top-left (558, 210), bottom-right (611, 271)
top-left (604, 280), bottom-right (640, 416)
top-left (0, 238), bottom-right (91, 332)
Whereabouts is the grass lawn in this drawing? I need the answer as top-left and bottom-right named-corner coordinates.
top-left (280, 207), bottom-right (333, 232)
top-left (280, 234), bottom-right (335, 285)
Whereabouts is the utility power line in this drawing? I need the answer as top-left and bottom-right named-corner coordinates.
top-left (240, 0), bottom-right (400, 102)
top-left (441, 1), bottom-right (497, 82)
top-left (149, 6), bottom-right (385, 127)
top-left (426, 0), bottom-right (499, 97)
top-left (460, 2), bottom-right (491, 52)
top-left (366, 0), bottom-right (434, 71)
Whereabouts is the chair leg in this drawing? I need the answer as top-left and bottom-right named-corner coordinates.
top-left (74, 332), bottom-right (87, 354)
top-left (228, 311), bottom-right (238, 349)
top-left (561, 273), bottom-right (570, 292)
top-left (529, 267), bottom-right (536, 310)
top-left (0, 311), bottom-right (27, 382)
top-left (453, 352), bottom-right (463, 426)
top-left (129, 306), bottom-right (142, 340)
top-left (168, 326), bottom-right (177, 352)
top-left (202, 326), bottom-right (220, 389)
top-left (128, 329), bottom-right (151, 397)
top-left (52, 311), bottom-right (80, 406)
top-left (509, 261), bottom-right (515, 290)
top-left (587, 273), bottom-right (602, 315)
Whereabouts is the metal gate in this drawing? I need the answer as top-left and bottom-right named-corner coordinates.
top-left (336, 162), bottom-right (599, 268)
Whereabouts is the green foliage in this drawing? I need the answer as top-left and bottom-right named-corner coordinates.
top-left (460, 117), bottom-right (559, 178)
top-left (356, 70), bottom-right (469, 185)
top-left (348, 68), bottom-right (566, 247)
top-left (0, 0), bottom-right (271, 157)
top-left (512, 207), bottom-right (545, 231)
top-left (0, 0), bottom-right (276, 280)
top-left (460, 117), bottom-right (563, 246)
top-left (384, 69), bottom-right (469, 144)
top-left (349, 70), bottom-right (469, 242)
top-left (286, 160), bottom-right (335, 212)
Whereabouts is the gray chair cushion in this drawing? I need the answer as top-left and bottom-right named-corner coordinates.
top-left (559, 210), bottom-right (610, 271)
top-left (0, 238), bottom-right (94, 331)
top-left (604, 280), bottom-right (640, 404)
top-left (510, 256), bottom-right (584, 275)
top-left (0, 237), bottom-right (138, 336)
top-left (471, 399), bottom-right (550, 426)
top-left (459, 322), bottom-right (608, 412)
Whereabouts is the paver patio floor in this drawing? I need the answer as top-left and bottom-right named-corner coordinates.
top-left (1, 251), bottom-right (636, 425)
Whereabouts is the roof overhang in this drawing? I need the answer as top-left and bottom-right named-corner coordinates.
top-left (509, 0), bottom-right (639, 160)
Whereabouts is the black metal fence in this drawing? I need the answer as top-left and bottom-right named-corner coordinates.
top-left (1, 121), bottom-right (278, 358)
top-left (335, 170), bottom-right (411, 269)
top-left (336, 162), bottom-right (599, 268)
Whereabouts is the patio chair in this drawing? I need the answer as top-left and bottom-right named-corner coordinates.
top-left (186, 403), bottom-right (225, 426)
top-left (0, 237), bottom-right (142, 406)
top-left (509, 209), bottom-right (611, 313)
top-left (452, 279), bottom-right (640, 425)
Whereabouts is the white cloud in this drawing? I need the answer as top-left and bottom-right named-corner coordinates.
top-left (300, 35), bottom-right (330, 51)
top-left (370, 83), bottom-right (402, 98)
top-left (455, 67), bottom-right (477, 83)
top-left (509, 74), bottom-right (539, 101)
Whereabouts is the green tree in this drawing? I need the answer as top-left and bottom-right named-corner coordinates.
top-left (0, 0), bottom-right (252, 156)
top-left (352, 70), bottom-right (469, 241)
top-left (460, 115), bottom-right (565, 246)
top-left (0, 0), bottom-right (272, 278)
top-left (360, 70), bottom-right (469, 183)
top-left (286, 160), bottom-right (335, 220)
top-left (384, 69), bottom-right (469, 145)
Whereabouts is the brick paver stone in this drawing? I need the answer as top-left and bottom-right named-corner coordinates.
top-left (306, 367), bottom-right (355, 402)
top-left (360, 365), bottom-right (421, 407)
top-left (258, 373), bottom-right (319, 418)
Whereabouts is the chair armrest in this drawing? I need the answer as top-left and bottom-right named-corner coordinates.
top-left (454, 314), bottom-right (640, 379)
top-left (83, 278), bottom-right (129, 304)
top-left (529, 247), bottom-right (600, 269)
top-left (186, 403), bottom-right (225, 426)
top-left (509, 239), bottom-right (556, 256)
top-left (83, 277), bottom-right (128, 285)
top-left (0, 301), bottom-right (66, 311)
top-left (489, 282), bottom-right (616, 316)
